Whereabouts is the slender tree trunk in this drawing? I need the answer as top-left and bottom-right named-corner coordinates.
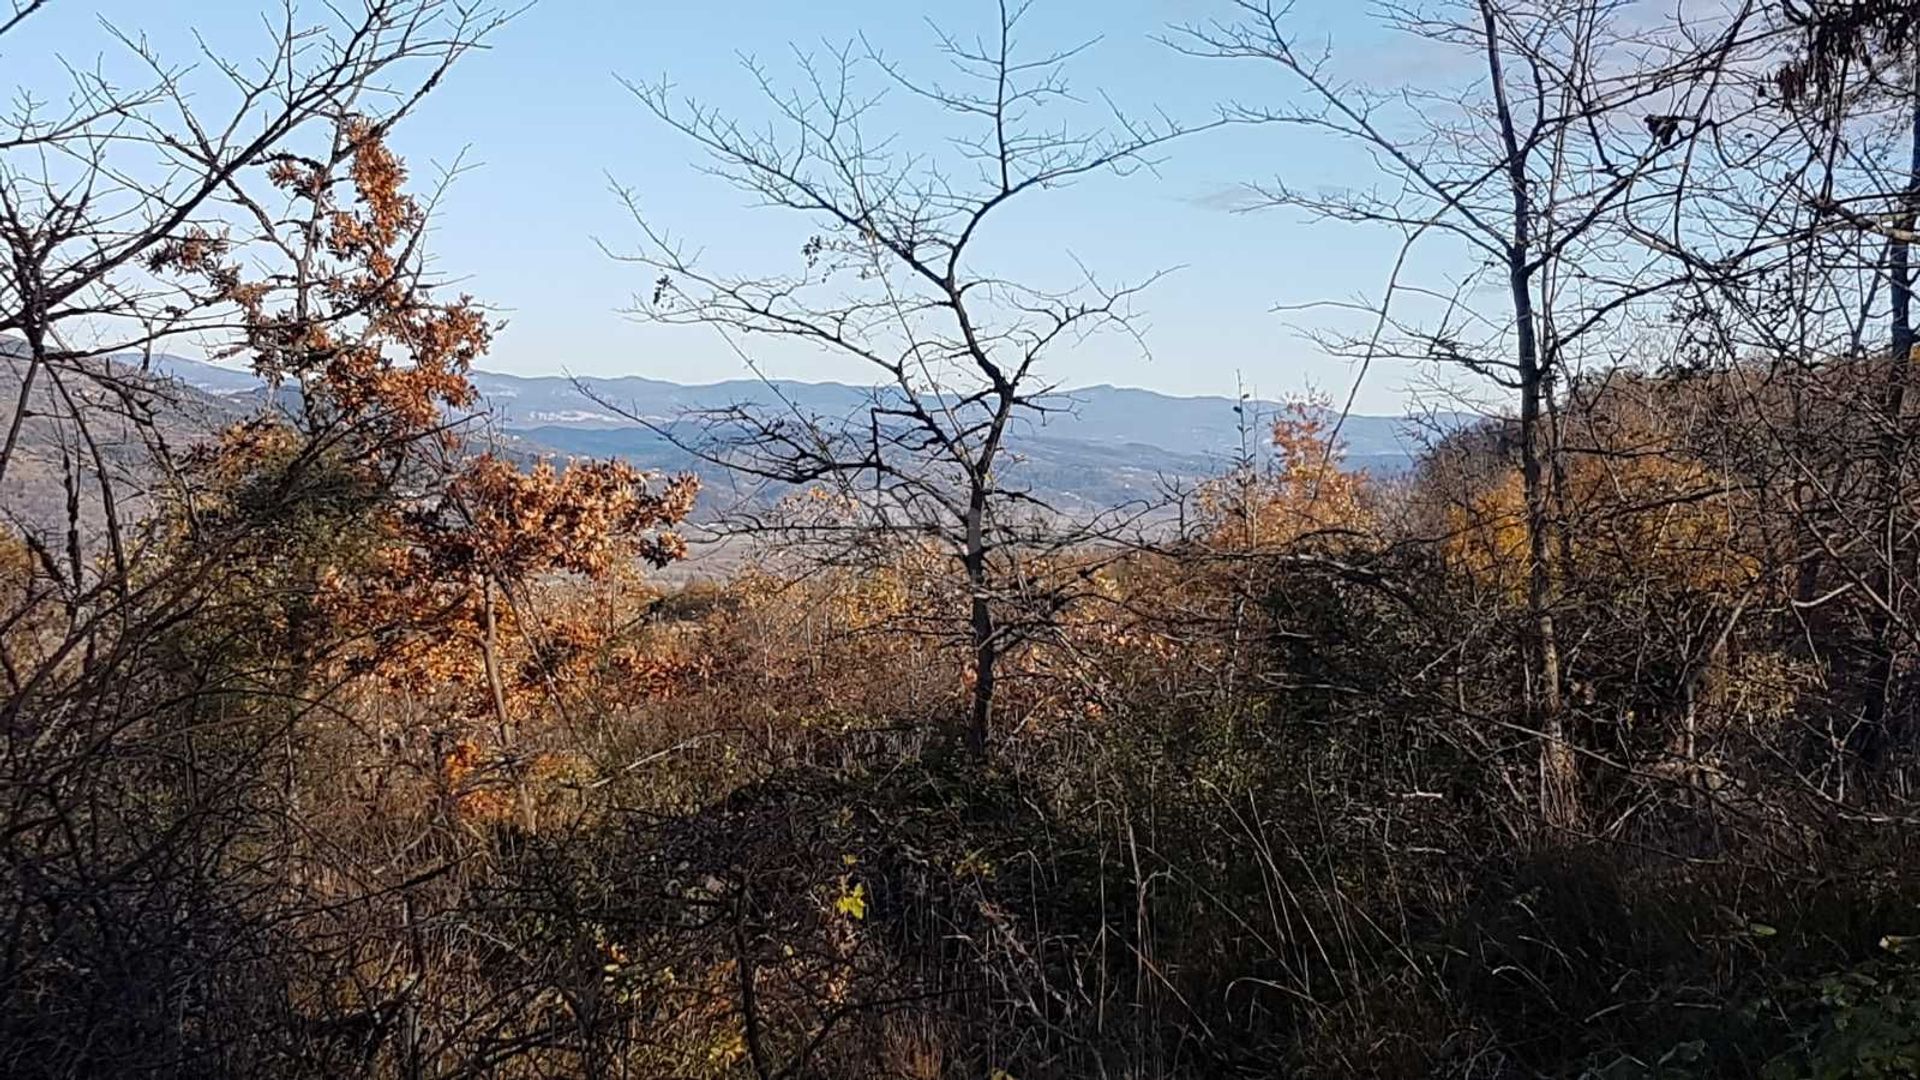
top-left (1516, 261), bottom-right (1576, 826)
top-left (964, 491), bottom-right (995, 760)
top-left (1862, 52), bottom-right (1920, 767)
top-left (477, 577), bottom-right (540, 830)
top-left (733, 887), bottom-right (773, 1080)
top-left (480, 576), bottom-right (512, 745)
top-left (1481, 0), bottom-right (1577, 825)
top-left (400, 893), bottom-right (425, 1080)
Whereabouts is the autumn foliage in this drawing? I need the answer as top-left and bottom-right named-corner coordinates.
top-left (13, 126), bottom-right (1920, 1079)
top-left (147, 122), bottom-right (703, 835)
top-left (13, 4), bottom-right (1920, 1078)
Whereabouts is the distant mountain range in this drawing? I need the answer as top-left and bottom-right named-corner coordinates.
top-left (154, 357), bottom-right (1462, 510)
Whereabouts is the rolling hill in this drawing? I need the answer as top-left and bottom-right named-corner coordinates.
top-left (158, 358), bottom-right (1459, 510)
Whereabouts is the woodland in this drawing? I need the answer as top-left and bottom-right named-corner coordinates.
top-left (5, 0), bottom-right (1920, 1076)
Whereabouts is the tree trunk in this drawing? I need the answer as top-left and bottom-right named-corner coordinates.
top-left (480, 576), bottom-right (513, 745)
top-left (1516, 257), bottom-right (1577, 827)
top-left (964, 495), bottom-right (995, 759)
top-left (1481, 0), bottom-right (1577, 826)
top-left (1861, 52), bottom-right (1920, 767)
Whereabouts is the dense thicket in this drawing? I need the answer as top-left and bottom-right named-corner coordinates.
top-left (7, 0), bottom-right (1920, 1077)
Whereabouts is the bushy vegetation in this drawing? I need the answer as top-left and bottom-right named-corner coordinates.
top-left (7, 0), bottom-right (1920, 1077)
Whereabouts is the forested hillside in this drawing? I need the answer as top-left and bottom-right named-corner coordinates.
top-left (5, 1), bottom-right (1920, 1078)
top-left (156, 354), bottom-right (1449, 506)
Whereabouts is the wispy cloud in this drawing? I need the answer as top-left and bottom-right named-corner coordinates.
top-left (1187, 183), bottom-right (1267, 213)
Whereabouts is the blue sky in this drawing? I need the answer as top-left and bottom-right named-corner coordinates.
top-left (6, 0), bottom-right (1457, 413)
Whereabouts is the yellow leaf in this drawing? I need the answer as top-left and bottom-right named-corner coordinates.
top-left (834, 880), bottom-right (867, 920)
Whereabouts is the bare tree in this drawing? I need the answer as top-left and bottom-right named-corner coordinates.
top-left (1174, 0), bottom-right (1749, 825)
top-left (596, 0), bottom-right (1206, 756)
top-left (1638, 0), bottom-right (1920, 781)
top-left (1775, 0), bottom-right (1920, 766)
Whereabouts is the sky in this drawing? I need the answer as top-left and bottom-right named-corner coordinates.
top-left (3, 0), bottom-right (1474, 414)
